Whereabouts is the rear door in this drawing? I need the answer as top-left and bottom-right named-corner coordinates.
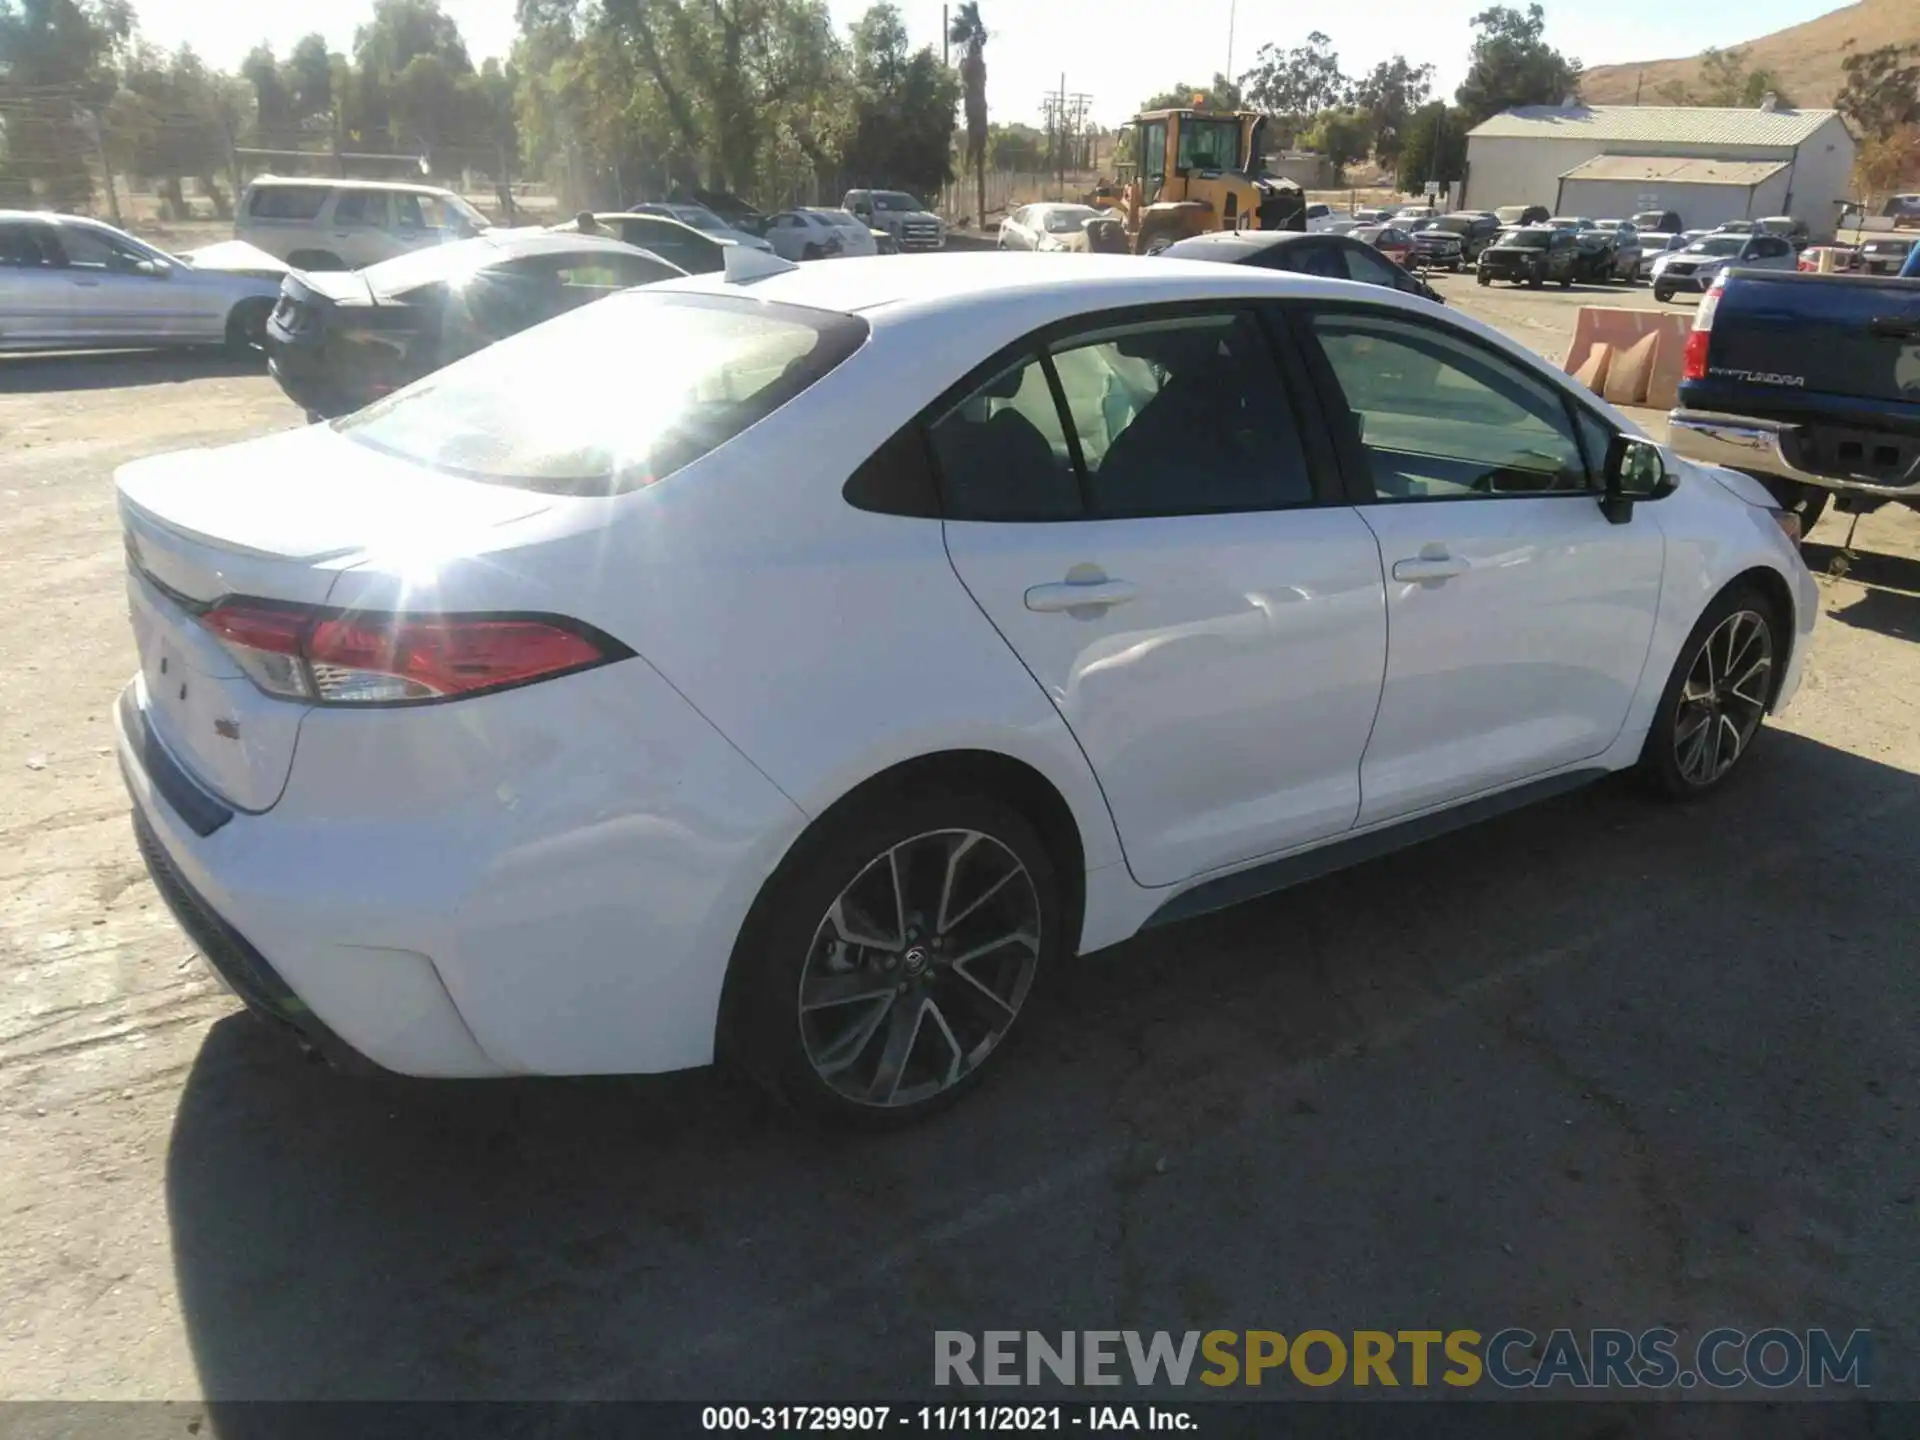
top-left (0, 219), bottom-right (70, 347)
top-left (1293, 304), bottom-right (1663, 824)
top-left (329, 188), bottom-right (394, 267)
top-left (936, 304), bottom-right (1388, 886)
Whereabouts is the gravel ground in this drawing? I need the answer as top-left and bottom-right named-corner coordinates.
top-left (2, 277), bottom-right (1917, 1405)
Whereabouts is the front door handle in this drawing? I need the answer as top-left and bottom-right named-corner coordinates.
top-left (1025, 574), bottom-right (1138, 614)
top-left (1392, 550), bottom-right (1470, 583)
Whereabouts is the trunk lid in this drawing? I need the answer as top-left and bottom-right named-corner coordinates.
top-left (118, 425), bottom-right (556, 811)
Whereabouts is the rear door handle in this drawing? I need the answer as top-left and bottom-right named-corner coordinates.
top-left (1392, 553), bottom-right (1470, 583)
top-left (1025, 578), bottom-right (1138, 614)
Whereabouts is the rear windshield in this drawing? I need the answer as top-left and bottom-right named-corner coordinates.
top-left (335, 292), bottom-right (869, 495)
top-left (361, 236), bottom-right (502, 294)
top-left (1041, 205), bottom-right (1099, 232)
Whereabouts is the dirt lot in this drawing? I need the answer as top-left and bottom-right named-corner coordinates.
top-left (3, 279), bottom-right (1919, 1404)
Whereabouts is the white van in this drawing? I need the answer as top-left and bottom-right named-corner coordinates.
top-left (235, 176), bottom-right (493, 270)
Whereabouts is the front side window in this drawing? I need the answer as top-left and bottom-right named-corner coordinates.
top-left (337, 292), bottom-right (868, 495)
top-left (1307, 311), bottom-right (1591, 500)
top-left (53, 224), bottom-right (148, 271)
top-left (1140, 122), bottom-right (1169, 188)
top-left (928, 310), bottom-right (1315, 522)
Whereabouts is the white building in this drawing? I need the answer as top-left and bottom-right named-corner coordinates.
top-left (1462, 104), bottom-right (1856, 239)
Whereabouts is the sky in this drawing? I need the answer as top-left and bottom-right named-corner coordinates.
top-left (133, 0), bottom-right (1844, 127)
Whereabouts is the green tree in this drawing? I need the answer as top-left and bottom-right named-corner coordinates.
top-left (1141, 73), bottom-right (1243, 112)
top-left (1397, 100), bottom-right (1468, 192)
top-left (1837, 44), bottom-right (1920, 141)
top-left (947, 1), bottom-right (986, 228)
top-left (988, 121), bottom-right (1042, 170)
top-left (1303, 107), bottom-right (1374, 175)
top-left (284, 34), bottom-right (335, 127)
top-left (240, 43), bottom-right (293, 134)
top-left (1453, 4), bottom-right (1580, 125)
top-left (1239, 32), bottom-right (1348, 117)
top-left (1352, 55), bottom-right (1434, 168)
top-left (0, 0), bottom-right (134, 207)
top-left (844, 2), bottom-right (957, 199)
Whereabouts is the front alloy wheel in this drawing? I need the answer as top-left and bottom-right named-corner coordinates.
top-left (1643, 587), bottom-right (1780, 798)
top-left (1672, 610), bottom-right (1773, 787)
top-left (799, 830), bottom-right (1040, 1110)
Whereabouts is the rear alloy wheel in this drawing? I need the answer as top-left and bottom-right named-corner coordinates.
top-left (728, 790), bottom-right (1061, 1124)
top-left (1642, 587), bottom-right (1780, 799)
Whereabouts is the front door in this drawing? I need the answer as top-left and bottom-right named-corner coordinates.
top-left (935, 306), bottom-right (1388, 887)
top-left (1295, 305), bottom-right (1664, 825)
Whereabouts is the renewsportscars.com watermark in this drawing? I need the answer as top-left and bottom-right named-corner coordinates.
top-left (934, 1329), bottom-right (1871, 1391)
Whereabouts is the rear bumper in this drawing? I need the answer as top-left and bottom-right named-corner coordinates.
top-left (265, 332), bottom-right (371, 420)
top-left (1669, 411), bottom-right (1920, 499)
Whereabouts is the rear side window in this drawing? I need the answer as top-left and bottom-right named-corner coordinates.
top-left (0, 221), bottom-right (57, 267)
top-left (337, 292), bottom-right (868, 495)
top-left (929, 309), bottom-right (1316, 521)
top-left (333, 189), bottom-right (390, 226)
top-left (1341, 244), bottom-right (1399, 286)
top-left (248, 185), bottom-right (329, 221)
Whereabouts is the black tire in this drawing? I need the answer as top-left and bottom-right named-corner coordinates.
top-left (802, 243), bottom-right (822, 261)
top-left (286, 249), bottom-right (344, 272)
top-left (1476, 272), bottom-right (1491, 286)
top-left (1654, 284), bottom-right (1675, 303)
top-left (723, 784), bottom-right (1065, 1126)
top-left (1528, 272), bottom-right (1544, 289)
top-left (1639, 583), bottom-right (1783, 800)
top-left (1450, 260), bottom-right (1462, 273)
top-left (224, 297), bottom-right (272, 358)
top-left (1559, 273), bottom-right (1573, 289)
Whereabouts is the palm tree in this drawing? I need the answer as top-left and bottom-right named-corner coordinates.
top-left (948, 2), bottom-right (988, 228)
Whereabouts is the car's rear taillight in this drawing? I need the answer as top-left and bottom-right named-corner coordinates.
top-left (198, 600), bottom-right (629, 705)
top-left (1682, 274), bottom-right (1725, 382)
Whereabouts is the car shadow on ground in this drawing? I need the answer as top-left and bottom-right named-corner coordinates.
top-left (165, 729), bottom-right (1920, 1404)
top-left (0, 347), bottom-right (265, 395)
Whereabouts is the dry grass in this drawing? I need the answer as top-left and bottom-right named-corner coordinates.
top-left (1581, 0), bottom-right (1919, 107)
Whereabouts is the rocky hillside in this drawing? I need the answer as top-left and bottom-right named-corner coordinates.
top-left (1581, 0), bottom-right (1917, 107)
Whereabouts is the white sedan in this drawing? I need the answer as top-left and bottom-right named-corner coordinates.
top-left (116, 251), bottom-right (1816, 1122)
top-left (0, 210), bottom-right (283, 353)
top-left (998, 203), bottom-right (1104, 252)
top-left (761, 208), bottom-right (880, 260)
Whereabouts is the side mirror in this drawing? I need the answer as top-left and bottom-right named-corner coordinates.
top-left (132, 257), bottom-right (169, 279)
top-left (1601, 434), bottom-right (1675, 523)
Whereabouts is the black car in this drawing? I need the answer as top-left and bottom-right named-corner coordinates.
top-left (1476, 227), bottom-right (1580, 288)
top-left (1157, 230), bottom-right (1443, 304)
top-left (566, 212), bottom-right (734, 272)
top-left (1410, 213), bottom-right (1502, 271)
top-left (266, 232), bottom-right (681, 420)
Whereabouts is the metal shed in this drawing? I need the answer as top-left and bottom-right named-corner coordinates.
top-left (1555, 156), bottom-right (1791, 229)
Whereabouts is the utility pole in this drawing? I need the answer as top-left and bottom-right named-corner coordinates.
top-left (1226, 0), bottom-right (1237, 85)
top-left (1634, 69), bottom-right (1644, 104)
top-left (79, 109), bottom-right (121, 226)
top-left (943, 5), bottom-right (950, 65)
top-left (1059, 73), bottom-right (1067, 197)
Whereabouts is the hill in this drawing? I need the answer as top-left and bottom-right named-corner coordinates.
top-left (1580, 0), bottom-right (1919, 107)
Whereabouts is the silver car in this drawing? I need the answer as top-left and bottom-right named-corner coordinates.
top-left (1650, 231), bottom-right (1799, 302)
top-left (998, 203), bottom-right (1104, 252)
top-left (0, 211), bottom-right (282, 353)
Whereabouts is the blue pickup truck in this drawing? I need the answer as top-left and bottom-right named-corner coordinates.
top-left (1668, 267), bottom-right (1920, 534)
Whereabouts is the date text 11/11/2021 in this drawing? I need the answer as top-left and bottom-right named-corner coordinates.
top-left (701, 1406), bottom-right (1195, 1431)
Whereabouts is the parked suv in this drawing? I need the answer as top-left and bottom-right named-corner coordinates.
top-left (235, 176), bottom-right (492, 271)
top-left (1631, 209), bottom-right (1683, 234)
top-left (843, 190), bottom-right (945, 251)
top-left (1475, 226), bottom-right (1580, 287)
top-left (1411, 212), bottom-right (1501, 270)
top-left (1651, 232), bottom-right (1798, 301)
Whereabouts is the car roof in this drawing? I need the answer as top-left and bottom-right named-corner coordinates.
top-left (585, 211), bottom-right (723, 238)
top-left (244, 175), bottom-right (455, 195)
top-left (1161, 230), bottom-right (1320, 260)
